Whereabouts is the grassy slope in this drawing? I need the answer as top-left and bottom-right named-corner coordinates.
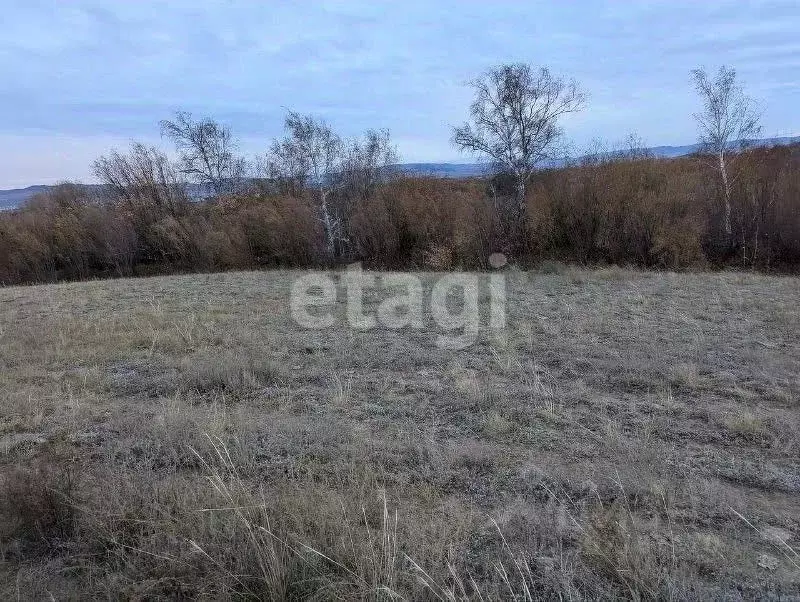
top-left (1, 268), bottom-right (798, 599)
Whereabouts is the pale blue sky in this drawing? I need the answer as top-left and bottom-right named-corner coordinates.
top-left (1, 0), bottom-right (798, 188)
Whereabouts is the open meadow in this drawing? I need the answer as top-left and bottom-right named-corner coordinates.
top-left (1, 267), bottom-right (798, 599)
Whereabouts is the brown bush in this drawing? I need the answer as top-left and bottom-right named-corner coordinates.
top-left (349, 176), bottom-right (491, 268)
top-left (530, 155), bottom-right (708, 268)
top-left (1, 144), bottom-right (799, 286)
top-left (0, 454), bottom-right (79, 557)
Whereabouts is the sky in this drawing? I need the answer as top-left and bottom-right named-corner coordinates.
top-left (1, 0), bottom-right (799, 189)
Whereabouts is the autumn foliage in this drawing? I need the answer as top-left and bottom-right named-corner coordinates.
top-left (1, 144), bottom-right (799, 285)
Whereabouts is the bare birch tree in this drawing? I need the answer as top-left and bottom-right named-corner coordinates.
top-left (691, 66), bottom-right (761, 236)
top-left (268, 113), bottom-right (397, 259)
top-left (160, 112), bottom-right (247, 197)
top-left (452, 64), bottom-right (586, 240)
top-left (339, 129), bottom-right (397, 205)
top-left (268, 112), bottom-right (344, 258)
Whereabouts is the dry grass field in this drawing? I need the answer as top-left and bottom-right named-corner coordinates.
top-left (1, 267), bottom-right (798, 600)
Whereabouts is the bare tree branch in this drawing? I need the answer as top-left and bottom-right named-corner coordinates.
top-left (452, 63), bottom-right (586, 241)
top-left (160, 111), bottom-right (247, 197)
top-left (92, 143), bottom-right (188, 217)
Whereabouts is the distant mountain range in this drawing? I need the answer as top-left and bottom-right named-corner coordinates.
top-left (2, 136), bottom-right (798, 210)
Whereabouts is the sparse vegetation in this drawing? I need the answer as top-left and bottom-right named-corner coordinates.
top-left (1, 269), bottom-right (798, 598)
top-left (1, 57), bottom-right (798, 600)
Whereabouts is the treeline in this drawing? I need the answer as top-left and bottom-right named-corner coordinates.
top-left (1, 142), bottom-right (798, 285)
top-left (2, 62), bottom-right (799, 284)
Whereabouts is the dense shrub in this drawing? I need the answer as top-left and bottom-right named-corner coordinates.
top-left (1, 144), bottom-right (798, 285)
top-left (533, 156), bottom-right (708, 268)
top-left (349, 177), bottom-right (491, 268)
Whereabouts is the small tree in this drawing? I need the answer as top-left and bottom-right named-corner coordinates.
top-left (339, 129), bottom-right (397, 208)
top-left (268, 113), bottom-right (397, 260)
top-left (160, 111), bottom-right (247, 197)
top-left (691, 66), bottom-right (761, 236)
top-left (453, 64), bottom-right (586, 246)
top-left (268, 112), bottom-right (344, 258)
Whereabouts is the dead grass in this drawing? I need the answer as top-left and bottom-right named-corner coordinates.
top-left (1, 267), bottom-right (799, 599)
top-left (180, 347), bottom-right (281, 397)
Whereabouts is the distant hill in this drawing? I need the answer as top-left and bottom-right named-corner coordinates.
top-left (394, 162), bottom-right (491, 178)
top-left (0, 183), bottom-right (205, 211)
top-left (638, 136), bottom-right (800, 158)
top-left (393, 136), bottom-right (800, 176)
top-left (2, 136), bottom-right (798, 210)
top-left (0, 185), bottom-right (56, 210)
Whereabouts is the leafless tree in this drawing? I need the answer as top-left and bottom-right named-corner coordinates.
top-left (92, 143), bottom-right (188, 217)
top-left (93, 143), bottom-right (192, 264)
top-left (582, 133), bottom-right (653, 165)
top-left (258, 143), bottom-right (306, 198)
top-left (267, 113), bottom-right (398, 259)
top-left (453, 64), bottom-right (586, 238)
top-left (333, 129), bottom-right (397, 258)
top-left (160, 111), bottom-right (247, 196)
top-left (268, 112), bottom-right (344, 258)
top-left (691, 66), bottom-right (761, 235)
top-left (338, 129), bottom-right (397, 205)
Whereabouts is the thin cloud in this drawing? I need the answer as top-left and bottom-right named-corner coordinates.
top-left (0, 0), bottom-right (798, 187)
